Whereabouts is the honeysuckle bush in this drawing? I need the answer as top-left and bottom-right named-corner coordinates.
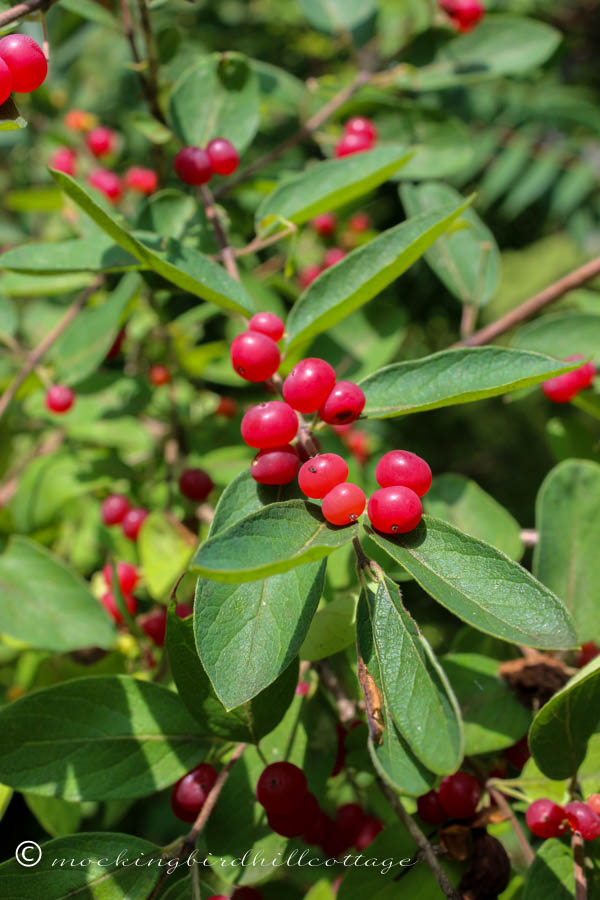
top-left (1, 1), bottom-right (600, 899)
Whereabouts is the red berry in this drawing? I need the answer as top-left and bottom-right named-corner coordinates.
top-left (256, 761), bottom-right (307, 814)
top-left (348, 212), bottom-right (371, 233)
top-left (526, 799), bottom-right (568, 839)
top-left (216, 396), bottom-right (237, 418)
top-left (0, 34), bottom-right (47, 93)
top-left (323, 247), bottom-right (346, 268)
top-left (174, 146), bottom-right (212, 185)
top-left (565, 801), bottom-right (600, 840)
top-left (354, 815), bottom-right (383, 850)
top-left (368, 486), bottom-right (422, 534)
top-left (438, 772), bottom-right (482, 820)
top-left (417, 790), bottom-right (447, 825)
top-left (86, 126), bottom-right (117, 158)
top-left (149, 364), bottom-right (170, 386)
top-left (103, 561), bottom-right (139, 595)
top-left (298, 453), bottom-right (348, 499)
top-left (249, 312), bottom-right (285, 342)
top-left (64, 109), bottom-right (94, 131)
top-left (503, 735), bottom-right (530, 771)
top-left (124, 166), bottom-right (158, 195)
top-left (564, 354), bottom-right (597, 390)
top-left (319, 381), bottom-right (365, 425)
top-left (231, 331), bottom-right (280, 383)
top-left (50, 147), bottom-right (77, 176)
top-left (441, 0), bottom-right (485, 31)
top-left (100, 591), bottom-right (137, 624)
top-left (0, 58), bottom-right (12, 104)
top-left (106, 327), bottom-right (126, 360)
top-left (299, 265), bottom-right (323, 289)
top-left (375, 450), bottom-right (432, 497)
top-left (206, 137), bottom-right (240, 176)
top-left (101, 494), bottom-right (130, 526)
top-left (311, 212), bottom-right (337, 237)
top-left (122, 507), bottom-right (149, 541)
top-left (335, 803), bottom-right (366, 843)
top-left (140, 603), bottom-right (192, 646)
top-left (45, 385), bottom-right (75, 414)
top-left (335, 132), bottom-right (373, 157)
top-left (588, 794), bottom-right (600, 816)
top-left (303, 809), bottom-right (331, 845)
top-left (295, 681), bottom-right (310, 695)
top-left (322, 830), bottom-right (353, 857)
top-left (88, 169), bottom-right (122, 202)
top-left (577, 641), bottom-right (600, 668)
top-left (171, 763), bottom-right (218, 822)
top-left (344, 117), bottom-right (377, 143)
top-left (207, 896), bottom-right (229, 900)
top-left (241, 401), bottom-right (298, 450)
top-left (331, 722), bottom-right (348, 776)
top-left (344, 429), bottom-right (370, 466)
top-left (179, 468), bottom-right (214, 502)
top-left (231, 890), bottom-right (262, 900)
top-left (267, 791), bottom-right (319, 838)
top-left (322, 483), bottom-right (366, 526)
top-left (251, 445), bottom-right (300, 485)
top-left (283, 358), bottom-right (336, 414)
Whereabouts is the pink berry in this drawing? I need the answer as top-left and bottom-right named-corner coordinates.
top-left (88, 169), bottom-right (122, 202)
top-left (86, 126), bottom-right (117, 158)
top-left (565, 801), bottom-right (600, 841)
top-left (344, 117), bottom-right (377, 144)
top-left (354, 815), bottom-right (383, 850)
top-left (417, 790), bottom-right (447, 825)
top-left (311, 212), bottom-right (337, 237)
top-left (241, 401), bottom-right (298, 450)
top-left (124, 166), bottom-right (158, 195)
top-left (231, 331), bottom-right (280, 383)
top-left (171, 763), bottom-right (219, 822)
top-left (438, 772), bottom-right (482, 820)
top-left (298, 453), bottom-right (348, 499)
top-left (50, 147), bottom-right (77, 176)
top-left (323, 247), bottom-right (346, 268)
top-left (249, 312), bottom-right (285, 342)
top-left (0, 34), bottom-right (47, 93)
top-left (100, 591), bottom-right (137, 625)
top-left (267, 791), bottom-right (319, 838)
top-left (178, 468), bottom-right (214, 502)
top-left (348, 212), bottom-right (371, 232)
top-left (375, 450), bottom-right (432, 497)
top-left (283, 358), bottom-right (336, 414)
top-left (251, 444), bottom-right (300, 485)
top-left (206, 137), bottom-right (239, 176)
top-left (45, 385), bottom-right (75, 414)
top-left (335, 132), bottom-right (373, 158)
top-left (321, 483), bottom-right (366, 526)
top-left (101, 494), bottom-right (130, 526)
top-left (103, 561), bottom-right (139, 595)
top-left (256, 762), bottom-right (307, 814)
top-left (368, 486), bottom-right (423, 534)
top-left (525, 799), bottom-right (568, 839)
top-left (0, 58), bottom-right (12, 105)
top-left (296, 681), bottom-right (310, 695)
top-left (299, 265), bottom-right (323, 289)
top-left (174, 146), bottom-right (212, 185)
top-left (319, 381), bottom-right (365, 425)
top-left (122, 507), bottom-right (149, 541)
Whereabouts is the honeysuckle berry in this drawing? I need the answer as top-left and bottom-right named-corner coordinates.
top-left (248, 311), bottom-right (285, 342)
top-left (174, 146), bottom-right (212, 185)
top-left (295, 680), bottom-right (310, 695)
top-left (303, 809), bottom-right (331, 846)
top-left (206, 137), bottom-right (240, 176)
top-left (139, 602), bottom-right (193, 647)
top-left (178, 467), bottom-right (214, 502)
top-left (122, 507), bottom-right (149, 541)
top-left (348, 212), bottom-right (371, 232)
top-left (440, 0), bottom-right (485, 32)
top-left (526, 799), bottom-right (567, 838)
top-left (171, 763), bottom-right (219, 822)
top-left (0, 58), bottom-right (12, 105)
top-left (283, 357), bottom-right (336, 414)
top-left (335, 803), bottom-right (366, 843)
top-left (251, 444), bottom-right (300, 485)
top-left (565, 801), bottom-right (600, 840)
top-left (103, 561), bottom-right (139, 595)
top-left (0, 34), bottom-right (47, 93)
top-left (323, 247), bottom-right (346, 268)
top-left (256, 761), bottom-right (307, 814)
top-left (86, 126), bottom-right (117, 158)
top-left (64, 109), bottom-right (95, 131)
top-left (267, 791), bottom-right (319, 838)
top-left (438, 772), bottom-right (482, 819)
top-left (541, 356), bottom-right (596, 403)
top-left (344, 117), bottom-right (377, 144)
top-left (231, 888), bottom-right (263, 900)
top-left (149, 364), bottom-right (170, 386)
top-left (354, 815), bottom-right (383, 850)
top-left (311, 212), bottom-right (337, 236)
top-left (503, 735), bottom-right (530, 771)
top-left (207, 896), bottom-right (229, 900)
top-left (577, 640), bottom-right (600, 667)
top-left (45, 385), bottom-right (75, 414)
top-left (216, 396), bottom-right (237, 418)
top-left (100, 590), bottom-right (137, 624)
top-left (101, 494), bottom-right (130, 526)
top-left (124, 166), bottom-right (158, 195)
top-left (368, 486), bottom-right (422, 534)
top-left (318, 381), bottom-right (365, 425)
top-left (588, 794), bottom-right (600, 816)
top-left (298, 453), bottom-right (348, 499)
top-left (417, 789), bottom-right (447, 825)
top-left (241, 401), bottom-right (298, 449)
top-left (321, 482), bottom-right (366, 526)
top-left (106, 327), bottom-right (126, 360)
top-left (88, 169), bottom-right (122, 202)
top-left (568, 354), bottom-right (596, 389)
top-left (375, 449), bottom-right (432, 497)
top-left (231, 330), bottom-right (281, 382)
top-left (298, 264), bottom-right (323, 289)
top-left (343, 428), bottom-right (370, 466)
top-left (335, 131), bottom-right (373, 157)
top-left (50, 147), bottom-right (77, 176)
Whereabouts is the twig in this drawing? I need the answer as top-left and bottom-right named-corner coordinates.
top-left (233, 223), bottom-right (297, 258)
top-left (135, 0), bottom-right (166, 125)
top-left (313, 660), bottom-right (357, 725)
top-left (200, 185), bottom-right (241, 282)
top-left (487, 782), bottom-right (535, 866)
top-left (0, 278), bottom-right (103, 422)
top-left (377, 778), bottom-right (461, 900)
top-left (572, 831), bottom-right (587, 900)
top-left (456, 256), bottom-right (600, 348)
top-left (0, 0), bottom-right (58, 27)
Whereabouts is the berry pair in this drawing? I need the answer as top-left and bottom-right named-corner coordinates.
top-left (542, 355), bottom-right (596, 404)
top-left (417, 772), bottom-right (482, 824)
top-left (440, 0), bottom-right (485, 32)
top-left (101, 494), bottom-right (148, 541)
top-left (174, 138), bottom-right (240, 185)
top-left (256, 762), bottom-right (318, 838)
top-left (0, 34), bottom-right (47, 105)
top-left (231, 312), bottom-right (285, 383)
top-left (335, 117), bottom-right (377, 158)
top-left (298, 452), bottom-right (365, 526)
top-left (283, 357), bottom-right (365, 424)
top-left (367, 450), bottom-right (432, 535)
top-left (100, 561), bottom-right (139, 624)
top-left (526, 798), bottom-right (600, 841)
top-left (171, 763), bottom-right (219, 822)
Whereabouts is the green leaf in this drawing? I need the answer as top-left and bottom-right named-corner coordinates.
top-left (50, 171), bottom-right (255, 316)
top-left (300, 592), bottom-right (358, 660)
top-left (0, 676), bottom-right (207, 800)
top-left (191, 500), bottom-right (357, 583)
top-left (529, 656), bottom-right (600, 780)
top-left (304, 880), bottom-right (336, 900)
top-left (4, 186), bottom-right (63, 211)
top-left (297, 0), bottom-right (375, 32)
top-left (533, 460), bottom-right (600, 644)
top-left (522, 839), bottom-right (575, 900)
top-left (440, 653), bottom-right (531, 755)
top-left (135, 188), bottom-right (208, 242)
top-left (0, 536), bottom-right (115, 653)
top-left (0, 238), bottom-right (141, 274)
top-left (24, 793), bottom-right (82, 837)
top-left (400, 181), bottom-right (500, 306)
top-left (0, 833), bottom-right (161, 899)
top-left (425, 474), bottom-right (524, 561)
top-left (58, 0), bottom-right (119, 27)
top-left (256, 147), bottom-right (413, 231)
top-left (168, 52), bottom-right (259, 152)
top-left (359, 348), bottom-right (582, 419)
top-left (358, 574), bottom-right (463, 774)
top-left (512, 312), bottom-right (600, 363)
top-left (167, 605), bottom-right (298, 740)
top-left (138, 512), bottom-right (195, 601)
top-left (383, 113), bottom-right (473, 181)
top-left (365, 517), bottom-right (577, 650)
top-left (210, 469), bottom-right (303, 535)
top-left (285, 201), bottom-right (471, 353)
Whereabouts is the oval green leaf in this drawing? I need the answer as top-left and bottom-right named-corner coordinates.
top-left (0, 237), bottom-right (140, 274)
top-left (298, 0), bottom-right (375, 32)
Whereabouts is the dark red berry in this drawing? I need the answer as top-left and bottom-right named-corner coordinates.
top-left (124, 166), bottom-right (158, 195)
top-left (100, 591), bottom-right (137, 624)
top-left (525, 798), bottom-right (567, 839)
top-left (331, 722), bottom-right (348, 776)
top-left (303, 809), bottom-right (331, 845)
top-left (206, 138), bottom-right (240, 176)
top-left (335, 132), bottom-right (373, 157)
top-left (88, 169), bottom-right (122, 202)
top-left (248, 312), bottom-right (285, 342)
top-left (323, 247), bottom-right (346, 268)
top-left (45, 385), bottom-right (75, 414)
top-left (174, 146), bottom-right (212, 185)
top-left (0, 58), bottom-right (12, 105)
top-left (86, 126), bottom-right (117, 157)
top-left (319, 381), bottom-right (365, 425)
top-left (171, 763), bottom-right (219, 822)
top-left (256, 761), bottom-right (307, 814)
top-left (149, 364), bottom-right (170, 386)
top-left (565, 801), bottom-right (600, 840)
top-left (344, 117), bottom-right (377, 143)
top-left (50, 147), bottom-right (77, 176)
top-left (354, 815), bottom-right (383, 850)
top-left (231, 889), bottom-right (262, 900)
top-left (283, 358), bottom-right (336, 414)
top-left (207, 896), bottom-right (229, 900)
top-left (417, 790), bottom-right (447, 825)
top-left (122, 507), bottom-right (149, 541)
top-left (101, 494), bottom-right (130, 526)
top-left (267, 791), bottom-right (319, 838)
top-left (311, 212), bottom-right (337, 236)
top-left (0, 34), bottom-right (47, 93)
top-left (103, 561), bottom-right (139, 594)
top-left (231, 331), bottom-right (280, 383)
top-left (251, 444), bottom-right (300, 485)
top-left (298, 265), bottom-right (323, 289)
top-left (179, 468), bottom-right (214, 502)
top-left (241, 401), bottom-right (298, 450)
top-left (322, 483), bottom-right (366, 526)
top-left (577, 641), bottom-right (600, 667)
top-left (298, 453), bottom-right (348, 499)
top-left (321, 830), bottom-right (353, 857)
top-left (368, 486), bottom-right (422, 534)
top-left (438, 772), bottom-right (482, 820)
top-left (335, 803), bottom-right (366, 844)
top-left (503, 735), bottom-right (530, 771)
top-left (375, 450), bottom-right (432, 497)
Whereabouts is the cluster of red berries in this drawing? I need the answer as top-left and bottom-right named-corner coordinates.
top-left (174, 138), bottom-right (240, 186)
top-left (526, 795), bottom-right (600, 842)
top-left (542, 355), bottom-right (596, 404)
top-left (335, 117), bottom-right (377, 158)
top-left (255, 762), bottom-right (382, 854)
top-left (440, 0), bottom-right (485, 32)
top-left (171, 762), bottom-right (218, 822)
top-left (101, 493), bottom-right (149, 541)
top-left (0, 33), bottom-right (47, 105)
top-left (100, 561), bottom-right (139, 624)
top-left (299, 210), bottom-right (371, 289)
top-left (417, 772), bottom-right (482, 825)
